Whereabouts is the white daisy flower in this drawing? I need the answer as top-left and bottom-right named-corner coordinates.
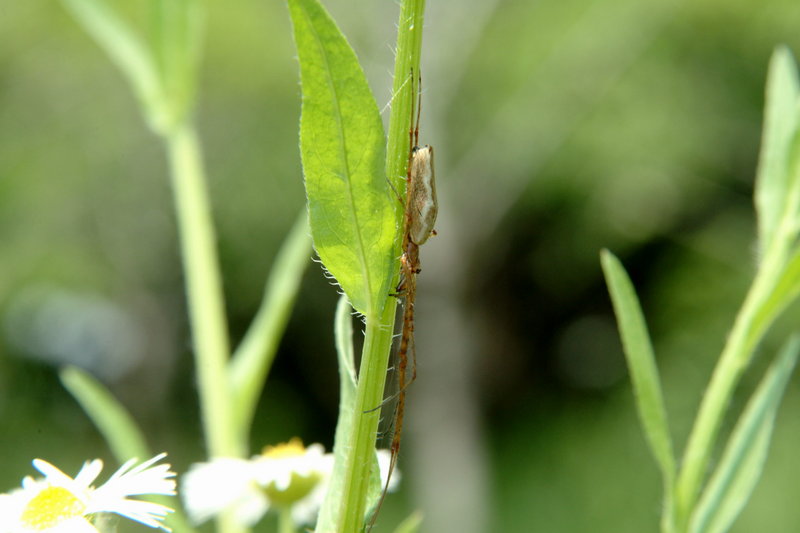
top-left (182, 438), bottom-right (329, 527)
top-left (1, 453), bottom-right (176, 532)
top-left (182, 439), bottom-right (400, 528)
top-left (179, 457), bottom-right (269, 527)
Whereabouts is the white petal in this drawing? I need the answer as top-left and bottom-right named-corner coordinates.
top-left (290, 480), bottom-right (328, 526)
top-left (50, 517), bottom-right (100, 533)
top-left (231, 491), bottom-right (269, 527)
top-left (94, 454), bottom-right (176, 502)
top-left (73, 460), bottom-right (104, 487)
top-left (32, 459), bottom-right (74, 485)
top-left (376, 450), bottom-right (401, 492)
top-left (181, 458), bottom-right (267, 526)
top-left (88, 499), bottom-right (174, 529)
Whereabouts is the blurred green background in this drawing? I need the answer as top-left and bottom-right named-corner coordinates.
top-left (3, 0), bottom-right (800, 531)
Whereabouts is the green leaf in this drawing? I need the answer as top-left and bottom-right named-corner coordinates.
top-left (61, 0), bottom-right (169, 132)
top-left (392, 511), bottom-right (424, 533)
top-left (315, 295), bottom-right (359, 532)
top-left (754, 245), bottom-right (800, 335)
top-left (315, 296), bottom-right (389, 532)
top-left (60, 366), bottom-right (151, 462)
top-left (152, 0), bottom-right (204, 126)
top-left (688, 334), bottom-right (800, 533)
top-left (600, 250), bottom-right (676, 487)
top-left (755, 46), bottom-right (800, 256)
top-left (230, 212), bottom-right (312, 438)
top-left (60, 366), bottom-right (195, 533)
top-left (288, 0), bottom-right (395, 318)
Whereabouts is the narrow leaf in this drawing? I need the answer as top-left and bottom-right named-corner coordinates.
top-left (61, 0), bottom-right (167, 130)
top-left (60, 366), bottom-right (151, 461)
top-left (315, 297), bottom-right (387, 532)
top-left (755, 46), bottom-right (800, 255)
top-left (152, 0), bottom-right (204, 126)
top-left (601, 250), bottom-right (676, 485)
top-left (392, 511), bottom-right (424, 533)
top-left (288, 0), bottom-right (395, 317)
top-left (60, 366), bottom-right (195, 533)
top-left (315, 295), bottom-right (358, 532)
top-left (689, 334), bottom-right (800, 533)
top-left (754, 244), bottom-right (800, 335)
top-left (230, 212), bottom-right (312, 436)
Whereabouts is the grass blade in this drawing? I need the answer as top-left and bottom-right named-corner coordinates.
top-left (755, 46), bottom-right (800, 255)
top-left (288, 0), bottom-right (395, 318)
top-left (315, 295), bottom-right (359, 532)
top-left (600, 250), bottom-right (676, 486)
top-left (689, 334), bottom-right (800, 533)
top-left (61, 0), bottom-right (166, 130)
top-left (60, 366), bottom-right (195, 533)
top-left (151, 0), bottom-right (204, 126)
top-left (229, 212), bottom-right (312, 437)
top-left (392, 511), bottom-right (424, 533)
top-left (755, 245), bottom-right (800, 335)
top-left (60, 366), bottom-right (151, 461)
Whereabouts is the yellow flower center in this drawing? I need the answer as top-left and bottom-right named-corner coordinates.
top-left (259, 438), bottom-right (323, 506)
top-left (262, 437), bottom-right (306, 459)
top-left (21, 486), bottom-right (86, 530)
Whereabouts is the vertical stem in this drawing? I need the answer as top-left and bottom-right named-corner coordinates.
top-left (340, 302), bottom-right (399, 532)
top-left (337, 1), bottom-right (427, 530)
top-left (278, 506), bottom-right (297, 533)
top-left (386, 0), bottom-right (426, 196)
top-left (166, 123), bottom-right (240, 459)
top-left (673, 247), bottom-right (786, 529)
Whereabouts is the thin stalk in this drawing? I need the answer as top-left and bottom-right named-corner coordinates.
top-left (674, 243), bottom-right (788, 528)
top-left (279, 507), bottom-right (297, 533)
top-left (338, 302), bottom-right (397, 531)
top-left (165, 122), bottom-right (240, 459)
top-left (336, 0), bottom-right (427, 529)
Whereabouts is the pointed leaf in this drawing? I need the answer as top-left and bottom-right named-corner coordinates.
top-left (152, 0), bottom-right (204, 125)
top-left (289, 0), bottom-right (395, 318)
top-left (316, 296), bottom-right (385, 532)
top-left (755, 244), bottom-right (800, 334)
top-left (755, 46), bottom-right (800, 255)
top-left (316, 295), bottom-right (359, 532)
top-left (392, 511), bottom-right (424, 533)
top-left (60, 366), bottom-right (195, 533)
top-left (601, 250), bottom-right (676, 486)
top-left (689, 334), bottom-right (800, 533)
top-left (60, 366), bottom-right (150, 461)
top-left (230, 212), bottom-right (312, 435)
top-left (61, 0), bottom-right (167, 131)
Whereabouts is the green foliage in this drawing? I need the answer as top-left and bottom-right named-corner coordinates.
top-left (61, 0), bottom-right (163, 124)
top-left (288, 0), bottom-right (427, 530)
top-left (288, 0), bottom-right (395, 320)
top-left (392, 511), bottom-right (424, 533)
top-left (600, 249), bottom-right (676, 523)
top-left (689, 335), bottom-right (800, 533)
top-left (755, 47), bottom-right (800, 257)
top-left (603, 47), bottom-right (800, 533)
top-left (60, 366), bottom-right (196, 533)
top-left (229, 212), bottom-right (312, 438)
top-left (315, 295), bottom-right (359, 531)
top-left (60, 365), bottom-right (151, 463)
top-left (61, 0), bottom-right (201, 133)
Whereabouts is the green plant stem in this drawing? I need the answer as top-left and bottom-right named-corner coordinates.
top-left (336, 0), bottom-right (426, 529)
top-left (279, 507), bottom-right (296, 533)
top-left (674, 243), bottom-right (788, 529)
top-left (166, 122), bottom-right (240, 459)
top-left (386, 0), bottom-right (426, 196)
top-left (339, 301), bottom-right (398, 531)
